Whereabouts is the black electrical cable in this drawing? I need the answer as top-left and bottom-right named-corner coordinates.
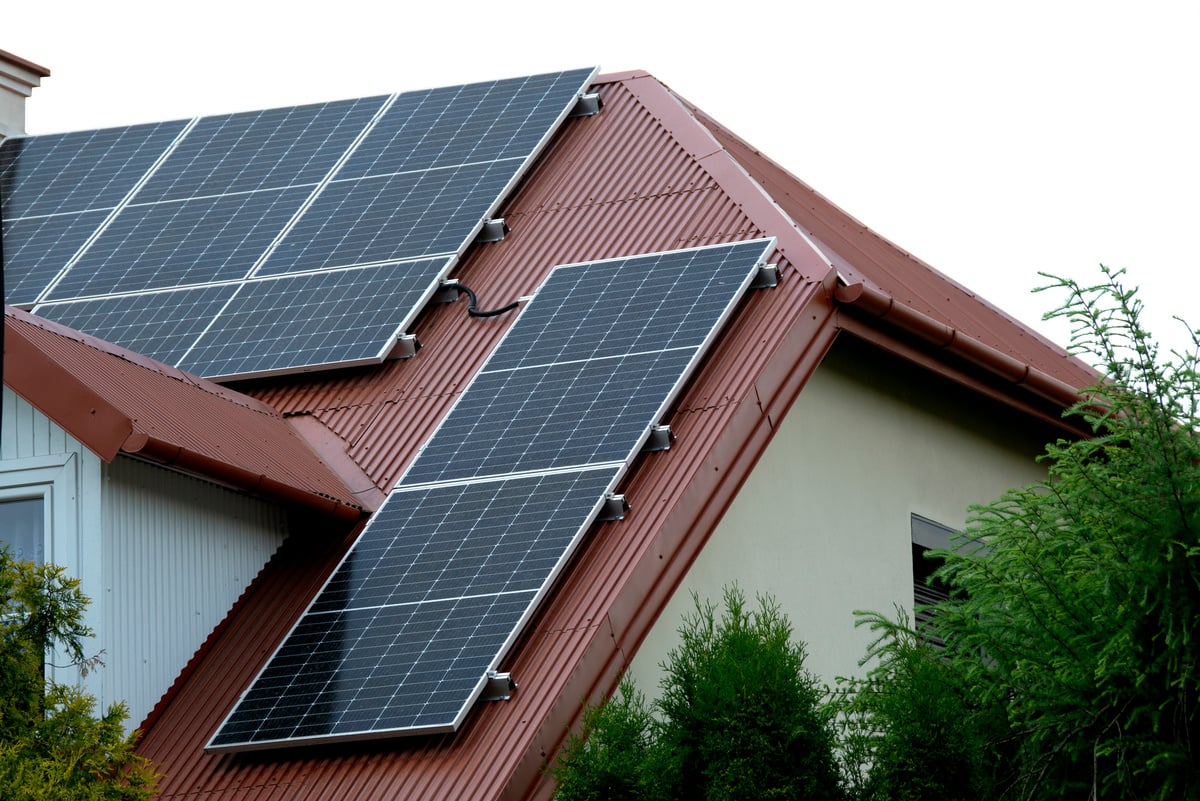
top-left (452, 283), bottom-right (520, 318)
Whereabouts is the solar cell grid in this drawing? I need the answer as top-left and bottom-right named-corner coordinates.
top-left (45, 186), bottom-right (311, 298)
top-left (309, 469), bottom-right (618, 615)
top-left (177, 258), bottom-right (451, 379)
top-left (336, 68), bottom-right (594, 178)
top-left (0, 121), bottom-right (185, 219)
top-left (255, 160), bottom-right (517, 276)
top-left (1, 210), bottom-right (109, 305)
top-left (133, 96), bottom-right (387, 203)
top-left (208, 238), bottom-right (775, 752)
top-left (400, 349), bottom-right (695, 485)
top-left (36, 284), bottom-right (239, 366)
top-left (208, 584), bottom-right (538, 746)
top-left (486, 243), bottom-right (771, 371)
top-left (8, 67), bottom-right (596, 380)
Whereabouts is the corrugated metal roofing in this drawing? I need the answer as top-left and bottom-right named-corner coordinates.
top-left (133, 69), bottom-right (1095, 801)
top-left (5, 307), bottom-right (364, 517)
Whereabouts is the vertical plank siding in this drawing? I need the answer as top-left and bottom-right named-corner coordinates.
top-left (101, 456), bottom-right (288, 727)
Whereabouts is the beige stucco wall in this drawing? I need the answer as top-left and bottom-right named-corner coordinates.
top-left (626, 338), bottom-right (1055, 694)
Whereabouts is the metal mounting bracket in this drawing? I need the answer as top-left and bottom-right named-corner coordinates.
top-left (569, 92), bottom-right (603, 118)
top-left (751, 263), bottom-right (780, 289)
top-left (387, 333), bottom-right (419, 360)
top-left (643, 425), bottom-right (673, 453)
top-left (482, 671), bottom-right (517, 701)
top-left (474, 218), bottom-right (509, 244)
top-left (598, 494), bottom-right (628, 522)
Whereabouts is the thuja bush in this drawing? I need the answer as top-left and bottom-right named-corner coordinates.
top-left (838, 267), bottom-right (1200, 800)
top-left (833, 611), bottom-right (1011, 801)
top-left (553, 585), bottom-right (844, 801)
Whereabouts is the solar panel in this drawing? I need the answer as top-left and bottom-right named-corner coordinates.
top-left (208, 468), bottom-right (618, 750)
top-left (207, 238), bottom-right (776, 752)
top-left (35, 285), bottom-right (240, 366)
top-left (178, 259), bottom-right (452, 380)
top-left (5, 68), bottom-right (598, 379)
top-left (0, 121), bottom-right (188, 304)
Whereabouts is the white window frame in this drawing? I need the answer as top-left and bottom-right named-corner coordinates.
top-left (0, 453), bottom-right (91, 683)
top-left (0, 453), bottom-right (80, 566)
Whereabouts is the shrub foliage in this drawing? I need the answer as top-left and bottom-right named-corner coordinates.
top-left (0, 551), bottom-right (159, 800)
top-left (838, 267), bottom-right (1200, 800)
top-left (553, 586), bottom-right (843, 801)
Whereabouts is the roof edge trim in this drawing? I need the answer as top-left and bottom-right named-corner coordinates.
top-left (5, 314), bottom-right (134, 460)
top-left (621, 74), bottom-right (835, 285)
top-left (834, 281), bottom-right (1086, 409)
top-left (123, 433), bottom-right (363, 520)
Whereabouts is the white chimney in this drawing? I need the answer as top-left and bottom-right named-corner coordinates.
top-left (0, 49), bottom-right (50, 140)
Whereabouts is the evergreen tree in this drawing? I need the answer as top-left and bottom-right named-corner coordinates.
top-left (0, 550), bottom-right (158, 800)
top-left (553, 585), bottom-right (844, 801)
top-left (839, 267), bottom-right (1200, 800)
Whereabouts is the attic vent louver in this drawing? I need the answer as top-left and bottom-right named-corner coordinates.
top-left (475, 218), bottom-right (509, 244)
top-left (482, 672), bottom-right (517, 701)
top-left (568, 92), bottom-right (602, 118)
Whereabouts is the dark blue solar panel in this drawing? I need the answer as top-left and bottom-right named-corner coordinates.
top-left (208, 239), bottom-right (774, 752)
top-left (0, 121), bottom-right (185, 219)
top-left (209, 592), bottom-right (532, 745)
top-left (400, 240), bottom-right (775, 486)
top-left (486, 242), bottom-right (771, 370)
top-left (35, 285), bottom-right (239, 366)
top-left (337, 69), bottom-right (596, 178)
top-left (255, 160), bottom-right (519, 275)
top-left (1, 211), bottom-right (108, 305)
top-left (208, 468), bottom-right (616, 749)
top-left (45, 187), bottom-right (311, 299)
top-left (9, 68), bottom-right (596, 380)
top-left (401, 349), bottom-right (695, 485)
top-left (177, 259), bottom-right (450, 379)
top-left (134, 97), bottom-right (388, 203)
top-left (310, 469), bottom-right (617, 615)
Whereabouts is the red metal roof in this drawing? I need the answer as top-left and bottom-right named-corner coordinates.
top-left (5, 307), bottom-right (366, 518)
top-left (133, 70), bottom-right (1096, 801)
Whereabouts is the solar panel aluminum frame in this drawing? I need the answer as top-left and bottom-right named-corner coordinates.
top-left (205, 237), bottom-right (777, 752)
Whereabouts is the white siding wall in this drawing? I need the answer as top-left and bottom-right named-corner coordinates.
top-left (2, 387), bottom-right (290, 730)
top-left (101, 456), bottom-right (288, 727)
top-left (627, 343), bottom-right (1055, 695)
top-left (1, 388), bottom-right (104, 691)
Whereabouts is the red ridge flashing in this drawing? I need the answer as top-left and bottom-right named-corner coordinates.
top-left (622, 76), bottom-right (836, 287)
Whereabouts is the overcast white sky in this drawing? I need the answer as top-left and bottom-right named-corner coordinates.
top-left (7, 1), bottom-right (1198, 358)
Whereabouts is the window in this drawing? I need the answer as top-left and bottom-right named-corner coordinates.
top-left (0, 496), bottom-right (45, 562)
top-left (911, 514), bottom-right (955, 645)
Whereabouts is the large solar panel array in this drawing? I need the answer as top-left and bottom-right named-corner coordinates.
top-left (0, 68), bottom-right (597, 380)
top-left (207, 238), bottom-right (777, 751)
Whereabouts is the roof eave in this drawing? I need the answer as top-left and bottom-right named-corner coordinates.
top-left (4, 310), bottom-right (364, 520)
